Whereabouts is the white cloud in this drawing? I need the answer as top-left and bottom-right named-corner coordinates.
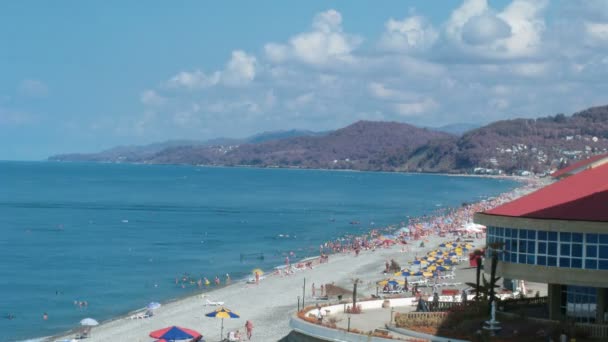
top-left (444, 0), bottom-right (548, 60)
top-left (379, 15), bottom-right (438, 52)
top-left (222, 50), bottom-right (257, 86)
top-left (585, 22), bottom-right (608, 44)
top-left (132, 1), bottom-right (608, 140)
top-left (167, 70), bottom-right (220, 89)
top-left (461, 14), bottom-right (511, 45)
top-left (394, 98), bottom-right (439, 116)
top-left (18, 79), bottom-right (49, 98)
top-left (166, 50), bottom-right (256, 89)
top-left (140, 90), bottom-right (166, 106)
top-left (264, 9), bottom-right (362, 67)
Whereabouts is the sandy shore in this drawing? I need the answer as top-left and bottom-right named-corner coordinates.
top-left (48, 179), bottom-right (546, 342)
top-left (50, 236), bottom-right (470, 342)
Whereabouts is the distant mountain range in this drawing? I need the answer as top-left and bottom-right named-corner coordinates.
top-left (49, 105), bottom-right (608, 174)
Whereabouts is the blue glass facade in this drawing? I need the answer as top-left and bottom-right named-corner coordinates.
top-left (561, 285), bottom-right (597, 323)
top-left (487, 226), bottom-right (608, 270)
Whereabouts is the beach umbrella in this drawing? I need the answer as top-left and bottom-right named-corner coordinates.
top-left (252, 268), bottom-right (264, 276)
top-left (149, 326), bottom-right (201, 342)
top-left (399, 270), bottom-right (413, 277)
top-left (206, 306), bottom-right (240, 340)
top-left (377, 279), bottom-right (403, 286)
top-left (412, 260), bottom-right (421, 265)
top-left (147, 302), bottom-right (161, 310)
top-left (413, 271), bottom-right (423, 276)
top-left (423, 271), bottom-right (434, 278)
top-left (439, 243), bottom-right (446, 247)
top-left (80, 318), bottom-right (99, 326)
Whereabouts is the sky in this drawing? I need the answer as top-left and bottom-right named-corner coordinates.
top-left (1, 1), bottom-right (608, 160)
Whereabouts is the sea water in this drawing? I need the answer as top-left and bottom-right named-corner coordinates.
top-left (0, 161), bottom-right (518, 341)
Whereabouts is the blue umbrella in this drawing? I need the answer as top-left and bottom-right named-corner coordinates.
top-left (439, 243), bottom-right (446, 247)
top-left (401, 271), bottom-right (413, 276)
top-left (147, 302), bottom-right (161, 310)
top-left (413, 271), bottom-right (423, 276)
top-left (412, 260), bottom-right (421, 265)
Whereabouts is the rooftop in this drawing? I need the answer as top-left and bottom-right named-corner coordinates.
top-left (551, 153), bottom-right (608, 178)
top-left (485, 162), bottom-right (608, 222)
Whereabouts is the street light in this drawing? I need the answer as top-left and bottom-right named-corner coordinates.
top-left (347, 312), bottom-right (351, 332)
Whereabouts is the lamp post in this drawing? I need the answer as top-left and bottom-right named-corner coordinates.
top-left (347, 312), bottom-right (351, 332)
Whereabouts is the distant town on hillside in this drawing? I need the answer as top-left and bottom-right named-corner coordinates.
top-left (50, 105), bottom-right (608, 176)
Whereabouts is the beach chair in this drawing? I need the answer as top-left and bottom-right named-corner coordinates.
top-left (205, 298), bottom-right (225, 306)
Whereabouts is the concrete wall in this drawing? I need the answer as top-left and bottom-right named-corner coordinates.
top-left (289, 315), bottom-right (399, 342)
top-left (493, 261), bottom-right (608, 288)
top-left (475, 213), bottom-right (608, 233)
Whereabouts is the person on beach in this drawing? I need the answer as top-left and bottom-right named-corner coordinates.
top-left (43, 312), bottom-right (48, 320)
top-left (215, 276), bottom-right (220, 286)
top-left (245, 320), bottom-right (253, 340)
top-left (226, 273), bottom-right (231, 284)
top-left (255, 271), bottom-right (260, 285)
top-left (204, 277), bottom-right (210, 286)
top-left (312, 283), bottom-right (316, 297)
top-left (320, 284), bottom-right (324, 296)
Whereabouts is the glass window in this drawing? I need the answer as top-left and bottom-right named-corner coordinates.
top-left (561, 244), bottom-right (571, 256)
top-left (519, 254), bottom-right (527, 264)
top-left (512, 240), bottom-right (518, 251)
top-left (538, 242), bottom-right (547, 254)
top-left (548, 242), bottom-right (558, 255)
top-left (599, 245), bottom-right (608, 259)
top-left (505, 240), bottom-right (511, 250)
top-left (519, 242), bottom-right (527, 253)
top-left (527, 255), bottom-right (535, 264)
top-left (519, 229), bottom-right (527, 239)
top-left (549, 232), bottom-right (558, 241)
top-left (599, 260), bottom-right (608, 270)
top-left (505, 228), bottom-right (511, 238)
top-left (527, 241), bottom-right (535, 254)
top-left (572, 233), bottom-right (583, 243)
top-left (538, 256), bottom-right (547, 265)
top-left (586, 245), bottom-right (597, 258)
top-left (528, 230), bottom-right (536, 239)
top-left (511, 253), bottom-right (518, 263)
top-left (571, 258), bottom-right (582, 268)
top-left (538, 231), bottom-right (547, 240)
top-left (600, 235), bottom-right (608, 244)
top-left (498, 227), bottom-right (504, 236)
top-left (585, 259), bottom-right (597, 269)
top-left (548, 257), bottom-right (557, 266)
top-left (587, 233), bottom-right (598, 243)
top-left (560, 258), bottom-right (571, 267)
top-left (560, 232), bottom-right (572, 242)
top-left (572, 244), bottom-right (582, 257)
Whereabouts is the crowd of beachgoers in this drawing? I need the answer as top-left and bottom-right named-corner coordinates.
top-left (46, 177), bottom-right (545, 342)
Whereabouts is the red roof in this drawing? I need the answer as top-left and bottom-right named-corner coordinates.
top-left (485, 162), bottom-right (608, 222)
top-left (551, 153), bottom-right (608, 178)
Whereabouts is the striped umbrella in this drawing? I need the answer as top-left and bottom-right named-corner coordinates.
top-left (149, 326), bottom-right (201, 342)
top-left (206, 307), bottom-right (240, 340)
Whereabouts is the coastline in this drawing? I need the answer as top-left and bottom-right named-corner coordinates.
top-left (42, 178), bottom-right (545, 342)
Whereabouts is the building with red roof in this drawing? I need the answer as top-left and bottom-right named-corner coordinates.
top-left (551, 152), bottom-right (608, 179)
top-left (475, 160), bottom-right (608, 327)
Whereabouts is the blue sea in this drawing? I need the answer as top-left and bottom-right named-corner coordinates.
top-left (0, 161), bottom-right (518, 341)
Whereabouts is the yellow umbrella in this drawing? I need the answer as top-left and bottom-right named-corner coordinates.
top-left (427, 265), bottom-right (437, 271)
top-left (377, 279), bottom-right (404, 286)
top-left (423, 271), bottom-right (434, 278)
top-left (252, 268), bottom-right (264, 276)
